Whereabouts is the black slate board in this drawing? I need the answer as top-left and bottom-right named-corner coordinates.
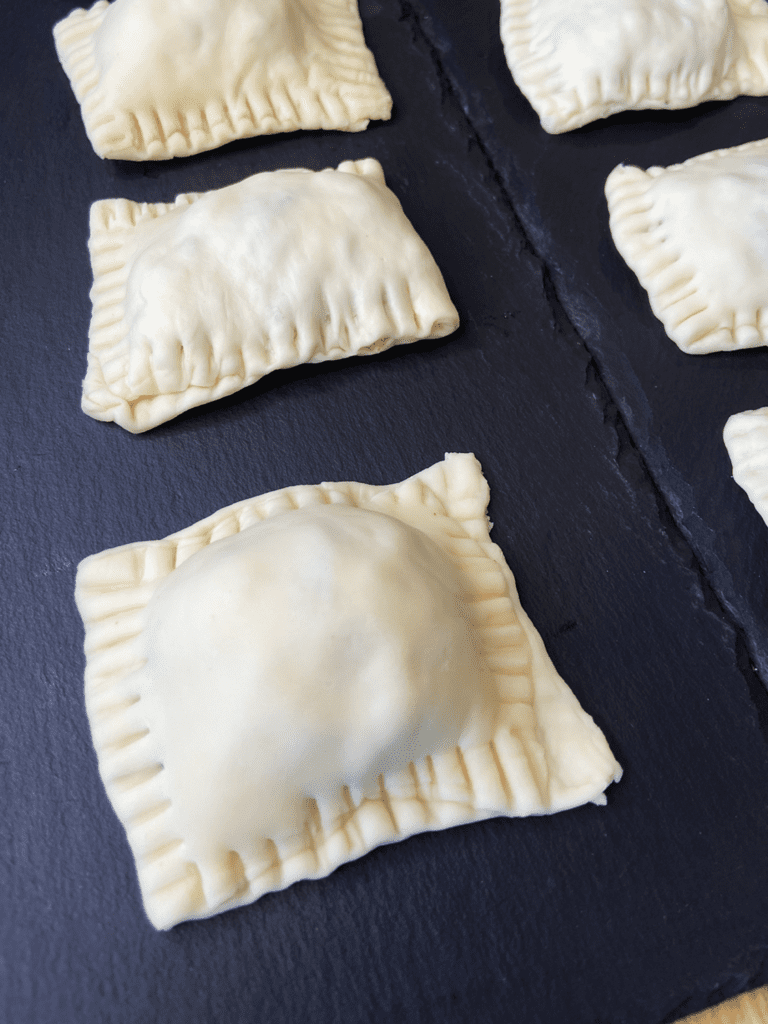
top-left (2, 2), bottom-right (768, 1022)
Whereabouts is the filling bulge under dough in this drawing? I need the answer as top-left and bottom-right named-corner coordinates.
top-left (138, 505), bottom-right (496, 877)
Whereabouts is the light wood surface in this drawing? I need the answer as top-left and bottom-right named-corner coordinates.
top-left (681, 988), bottom-right (768, 1024)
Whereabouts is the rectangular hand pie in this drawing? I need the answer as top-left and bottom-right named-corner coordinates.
top-left (501, 0), bottom-right (768, 134)
top-left (83, 158), bottom-right (459, 432)
top-left (606, 137), bottom-right (768, 354)
top-left (724, 408), bottom-right (768, 526)
top-left (74, 454), bottom-right (622, 929)
top-left (53, 0), bottom-right (392, 160)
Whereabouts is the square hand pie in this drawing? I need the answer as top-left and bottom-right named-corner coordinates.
top-left (74, 454), bottom-right (622, 930)
top-left (83, 158), bottom-right (459, 433)
top-left (724, 408), bottom-right (768, 527)
top-left (53, 0), bottom-right (392, 160)
top-left (500, 0), bottom-right (768, 134)
top-left (606, 137), bottom-right (768, 354)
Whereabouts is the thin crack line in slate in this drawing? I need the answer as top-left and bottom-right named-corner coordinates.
top-left (397, 0), bottom-right (544, 268)
top-left (542, 271), bottom-right (768, 743)
top-left (397, 0), bottom-right (768, 737)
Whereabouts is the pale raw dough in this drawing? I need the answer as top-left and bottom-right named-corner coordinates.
top-left (724, 408), bottom-right (768, 526)
top-left (500, 0), bottom-right (768, 134)
top-left (83, 158), bottom-right (459, 432)
top-left (606, 137), bottom-right (768, 354)
top-left (53, 0), bottom-right (392, 160)
top-left (74, 453), bottom-right (622, 930)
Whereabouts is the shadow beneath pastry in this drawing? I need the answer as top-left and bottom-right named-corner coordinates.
top-left (103, 118), bottom-right (401, 199)
top-left (558, 96), bottom-right (768, 165)
top-left (573, 99), bottom-right (728, 138)
top-left (154, 327), bottom-right (464, 438)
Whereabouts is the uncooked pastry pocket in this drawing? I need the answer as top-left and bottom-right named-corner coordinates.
top-left (82, 158), bottom-right (459, 432)
top-left (74, 454), bottom-right (622, 929)
top-left (724, 408), bottom-right (768, 526)
top-left (53, 0), bottom-right (392, 160)
top-left (606, 137), bottom-right (768, 354)
top-left (500, 0), bottom-right (768, 134)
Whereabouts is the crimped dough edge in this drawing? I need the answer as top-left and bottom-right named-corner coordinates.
top-left (724, 408), bottom-right (768, 526)
top-left (605, 136), bottom-right (768, 354)
top-left (82, 158), bottom-right (460, 433)
top-left (53, 0), bottom-right (392, 160)
top-left (500, 0), bottom-right (768, 134)
top-left (74, 454), bottom-right (622, 930)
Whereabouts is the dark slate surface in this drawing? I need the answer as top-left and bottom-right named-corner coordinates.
top-left (1, 2), bottom-right (768, 1022)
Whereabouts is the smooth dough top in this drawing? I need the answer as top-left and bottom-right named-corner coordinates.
top-left (74, 454), bottom-right (622, 929)
top-left (500, 0), bottom-right (768, 133)
top-left (139, 504), bottom-right (496, 859)
top-left (53, 0), bottom-right (392, 159)
top-left (606, 137), bottom-right (768, 354)
top-left (83, 159), bottom-right (459, 432)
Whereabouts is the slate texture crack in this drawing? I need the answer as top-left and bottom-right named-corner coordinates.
top-left (543, 264), bottom-right (768, 746)
top-left (399, 0), bottom-right (768, 732)
top-left (397, 0), bottom-right (542, 267)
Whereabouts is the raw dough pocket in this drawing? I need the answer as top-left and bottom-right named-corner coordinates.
top-left (54, 0), bottom-right (392, 160)
top-left (606, 137), bottom-right (768, 354)
top-left (500, 0), bottom-right (768, 134)
top-left (83, 158), bottom-right (459, 432)
top-left (74, 453), bottom-right (622, 929)
top-left (724, 408), bottom-right (768, 526)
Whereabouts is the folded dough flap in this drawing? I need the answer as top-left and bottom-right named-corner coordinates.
top-left (53, 0), bottom-right (392, 160)
top-left (75, 455), bottom-right (621, 929)
top-left (83, 160), bottom-right (459, 433)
